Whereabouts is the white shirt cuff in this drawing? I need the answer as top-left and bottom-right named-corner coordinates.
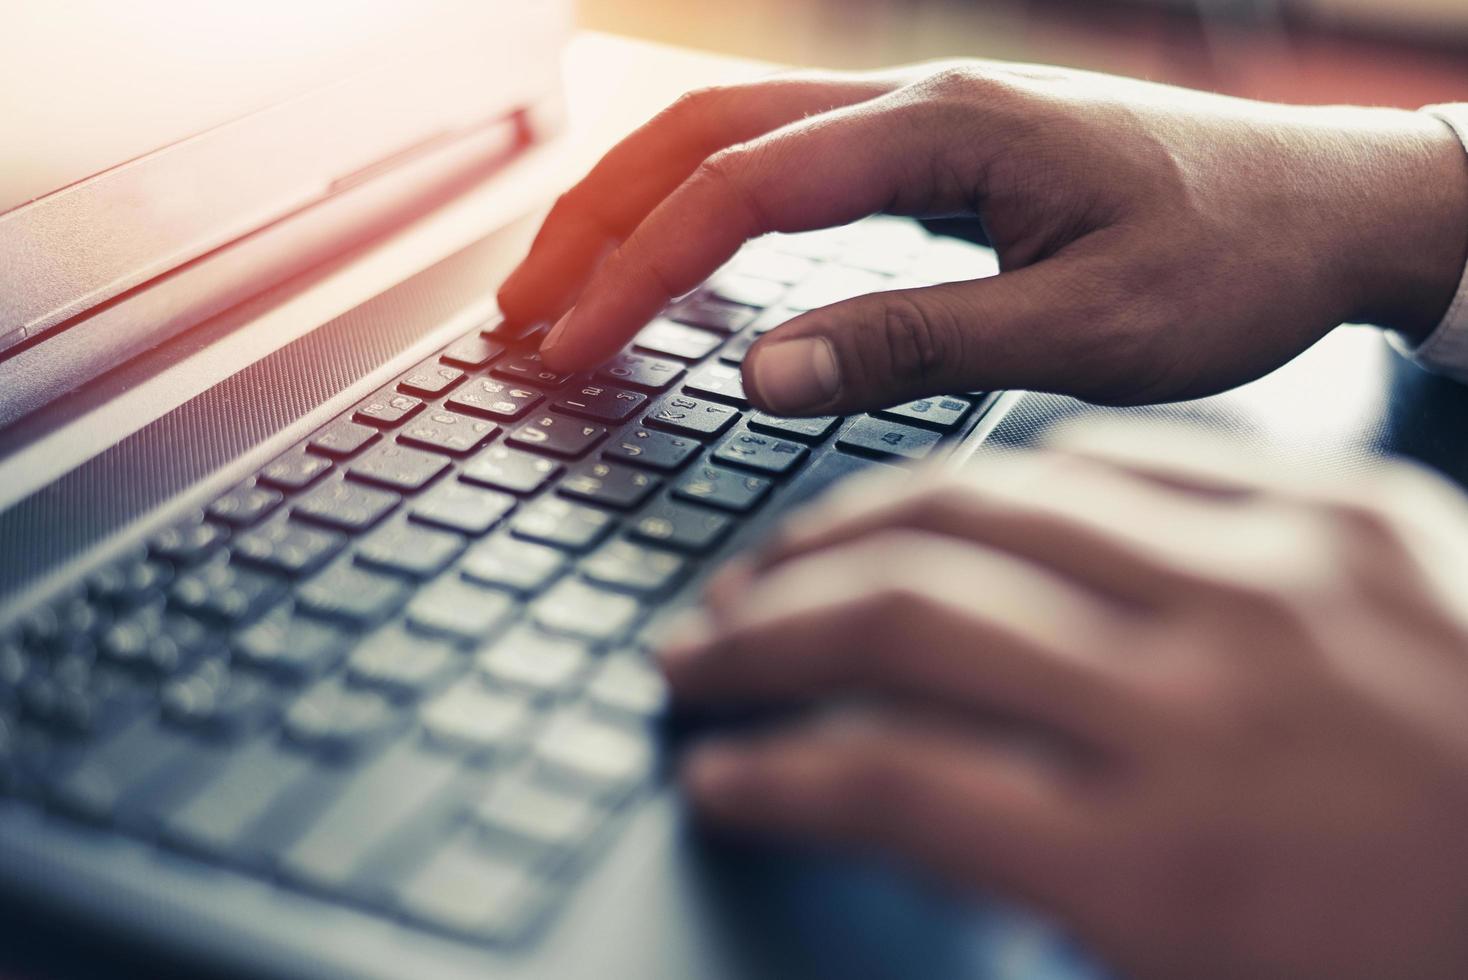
top-left (1395, 103), bottom-right (1468, 382)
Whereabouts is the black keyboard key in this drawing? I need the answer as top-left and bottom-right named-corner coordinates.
top-left (89, 554), bottom-right (173, 609)
top-left (410, 481), bottom-right (516, 536)
top-left (397, 359), bottom-right (466, 398)
top-left (529, 418), bottom-right (620, 466)
top-left (509, 498), bottom-right (613, 552)
top-left (580, 540), bottom-right (686, 595)
top-left (207, 484), bottom-right (283, 528)
top-left (717, 329), bottom-right (760, 365)
top-left (595, 352), bottom-right (685, 392)
top-left (21, 590), bottom-right (107, 648)
top-left (150, 517), bottom-right (228, 565)
top-left (296, 563), bottom-right (411, 628)
top-left (280, 743), bottom-right (459, 893)
top-left (876, 396), bottom-right (972, 432)
top-left (445, 377), bottom-right (544, 421)
top-left (586, 653), bottom-right (668, 721)
top-left (47, 719), bottom-right (196, 822)
top-left (161, 739), bottom-right (312, 859)
top-left (161, 662), bottom-right (278, 739)
top-left (460, 534), bottom-right (567, 595)
top-left (485, 318), bottom-right (547, 343)
top-left (395, 831), bottom-right (552, 942)
top-left (705, 274), bottom-right (786, 310)
top-left (727, 248), bottom-right (817, 284)
top-left (258, 448), bottom-right (333, 492)
top-left (492, 352), bottom-right (573, 388)
top-left (346, 444), bottom-right (450, 493)
top-left (398, 410), bottom-right (499, 457)
top-left (477, 626), bottom-right (591, 696)
top-left (421, 682), bottom-right (533, 758)
top-left (672, 463), bottom-right (771, 513)
top-left (633, 320), bottom-right (722, 362)
top-left (748, 412), bottom-right (841, 442)
top-left (461, 445), bottom-right (562, 495)
top-left (232, 520), bottom-right (346, 577)
top-left (405, 578), bottom-right (516, 645)
top-left (348, 626), bottom-right (464, 697)
top-left (669, 296), bottom-right (758, 334)
top-left (294, 480), bottom-right (399, 533)
top-left (682, 362), bottom-right (748, 406)
top-left (786, 451), bottom-right (895, 509)
top-left (307, 420), bottom-right (379, 460)
top-left (645, 395), bottom-right (740, 439)
top-left (837, 416), bottom-right (941, 461)
top-left (171, 556), bottom-right (287, 624)
top-left (536, 712), bottom-right (654, 797)
top-left (284, 681), bottom-right (405, 760)
top-left (19, 668), bottom-right (120, 737)
top-left (99, 601), bottom-right (212, 675)
top-left (784, 266), bottom-right (889, 311)
top-left (470, 775), bottom-right (607, 860)
top-left (629, 500), bottom-right (732, 554)
top-left (602, 426), bottom-right (700, 471)
top-left (529, 579), bottom-right (639, 643)
top-left (234, 605), bottom-right (352, 680)
top-left (558, 461), bottom-right (660, 510)
top-left (552, 383), bottom-right (648, 423)
top-left (440, 332), bottom-right (506, 370)
top-left (711, 426), bottom-right (809, 476)
top-left (356, 520), bottom-right (464, 579)
top-left (507, 413), bottom-right (607, 459)
top-left (353, 391), bottom-right (424, 429)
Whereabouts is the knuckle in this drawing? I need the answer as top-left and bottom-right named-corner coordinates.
top-left (663, 86), bottom-right (726, 137)
top-left (694, 148), bottom-right (743, 188)
top-left (545, 188), bottom-right (591, 229)
top-left (691, 148), bottom-right (771, 233)
top-left (614, 236), bottom-right (682, 303)
top-left (845, 293), bottom-right (959, 393)
top-left (916, 64), bottom-right (1003, 103)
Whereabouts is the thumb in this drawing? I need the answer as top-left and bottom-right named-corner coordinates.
top-left (742, 258), bottom-right (1121, 416)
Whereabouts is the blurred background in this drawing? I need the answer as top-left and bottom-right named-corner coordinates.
top-left (581, 0), bottom-right (1467, 107)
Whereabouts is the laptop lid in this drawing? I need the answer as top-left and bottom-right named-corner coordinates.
top-left (0, 1), bottom-right (570, 423)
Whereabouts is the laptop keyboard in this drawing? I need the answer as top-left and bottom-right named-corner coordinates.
top-left (0, 216), bottom-right (1000, 945)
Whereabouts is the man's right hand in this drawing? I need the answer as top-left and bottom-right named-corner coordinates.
top-left (498, 61), bottom-right (1468, 415)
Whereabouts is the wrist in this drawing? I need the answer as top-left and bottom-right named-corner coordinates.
top-left (1346, 107), bottom-right (1468, 344)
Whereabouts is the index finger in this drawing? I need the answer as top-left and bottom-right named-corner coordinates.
top-left (497, 71), bottom-right (905, 326)
top-left (539, 89), bottom-right (972, 371)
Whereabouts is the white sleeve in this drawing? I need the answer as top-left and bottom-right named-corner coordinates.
top-left (1397, 103), bottom-right (1468, 383)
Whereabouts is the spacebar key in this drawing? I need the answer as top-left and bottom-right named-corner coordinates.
top-left (278, 743), bottom-right (461, 895)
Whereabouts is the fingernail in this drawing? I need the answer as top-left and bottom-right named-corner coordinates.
top-left (750, 337), bottom-right (841, 414)
top-left (540, 311), bottom-right (573, 357)
top-left (684, 743), bottom-right (749, 803)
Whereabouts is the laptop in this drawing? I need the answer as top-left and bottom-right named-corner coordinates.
top-left (0, 4), bottom-right (1096, 978)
